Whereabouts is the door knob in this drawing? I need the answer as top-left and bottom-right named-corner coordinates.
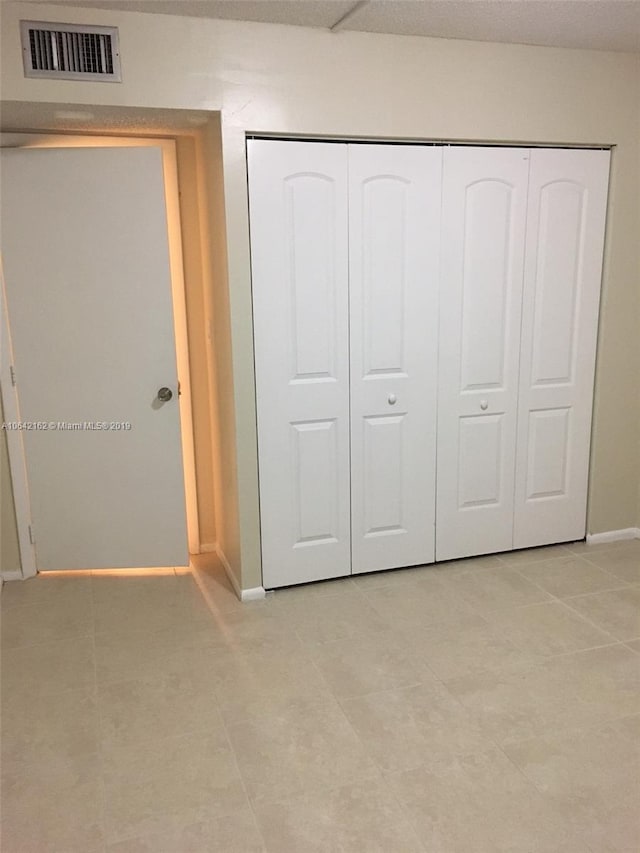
top-left (157, 387), bottom-right (173, 402)
top-left (480, 400), bottom-right (488, 410)
top-left (388, 393), bottom-right (397, 405)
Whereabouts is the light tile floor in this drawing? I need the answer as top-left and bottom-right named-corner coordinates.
top-left (1, 540), bottom-right (639, 852)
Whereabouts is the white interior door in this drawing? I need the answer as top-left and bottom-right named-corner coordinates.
top-left (248, 140), bottom-right (350, 588)
top-left (0, 146), bottom-right (188, 570)
top-left (514, 148), bottom-right (610, 547)
top-left (437, 147), bottom-right (529, 561)
top-left (349, 144), bottom-right (441, 573)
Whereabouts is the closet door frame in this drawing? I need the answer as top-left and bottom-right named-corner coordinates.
top-left (248, 136), bottom-right (612, 589)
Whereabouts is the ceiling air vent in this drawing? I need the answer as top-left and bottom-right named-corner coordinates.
top-left (20, 20), bottom-right (121, 82)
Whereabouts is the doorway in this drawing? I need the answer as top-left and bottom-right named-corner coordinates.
top-left (1, 133), bottom-right (204, 575)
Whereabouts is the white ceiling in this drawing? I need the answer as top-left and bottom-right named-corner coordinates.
top-left (21, 0), bottom-right (640, 53)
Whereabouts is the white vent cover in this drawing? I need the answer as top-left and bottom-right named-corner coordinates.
top-left (20, 20), bottom-right (121, 82)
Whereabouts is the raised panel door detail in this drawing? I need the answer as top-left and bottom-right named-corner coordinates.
top-left (458, 414), bottom-right (503, 508)
top-left (362, 414), bottom-right (406, 536)
top-left (525, 408), bottom-right (571, 500)
top-left (361, 177), bottom-right (408, 377)
top-left (437, 147), bottom-right (529, 561)
top-left (514, 148), bottom-right (610, 548)
top-left (350, 144), bottom-right (441, 574)
top-left (286, 174), bottom-right (338, 383)
top-left (460, 181), bottom-right (513, 392)
top-left (249, 140), bottom-right (351, 588)
top-left (530, 182), bottom-right (585, 386)
top-left (291, 420), bottom-right (339, 546)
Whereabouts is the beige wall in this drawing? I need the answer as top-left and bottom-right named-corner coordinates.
top-left (174, 134), bottom-right (217, 549)
top-left (1, 399), bottom-right (21, 574)
top-left (638, 448), bottom-right (640, 528)
top-left (196, 118), bottom-right (242, 587)
top-left (1, 2), bottom-right (639, 589)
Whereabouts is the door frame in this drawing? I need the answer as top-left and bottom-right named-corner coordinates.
top-left (0, 262), bottom-right (37, 579)
top-left (0, 134), bottom-right (199, 576)
top-left (248, 136), bottom-right (614, 585)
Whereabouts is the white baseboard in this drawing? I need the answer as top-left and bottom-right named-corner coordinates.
top-left (215, 545), bottom-right (241, 599)
top-left (241, 586), bottom-right (267, 602)
top-left (586, 528), bottom-right (640, 545)
top-left (1, 570), bottom-right (24, 582)
top-left (215, 544), bottom-right (265, 603)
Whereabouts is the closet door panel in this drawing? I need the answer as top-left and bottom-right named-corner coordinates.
top-left (350, 145), bottom-right (441, 573)
top-left (458, 413), bottom-right (504, 507)
top-left (437, 147), bottom-right (529, 560)
top-left (248, 140), bottom-right (350, 588)
top-left (514, 148), bottom-right (610, 547)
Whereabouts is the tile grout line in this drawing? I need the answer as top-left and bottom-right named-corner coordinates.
top-left (321, 553), bottom-right (632, 682)
top-left (492, 708), bottom-right (640, 752)
top-left (505, 556), bottom-right (635, 645)
top-left (216, 704), bottom-right (271, 852)
top-left (492, 707), bottom-right (639, 853)
top-left (331, 668), bottom-right (508, 777)
top-left (573, 555), bottom-right (636, 584)
top-left (561, 581), bottom-right (640, 601)
top-left (491, 734), bottom-right (593, 850)
top-left (453, 558), bottom-right (628, 658)
top-left (438, 644), bottom-right (639, 752)
top-left (430, 561), bottom-right (639, 853)
top-left (556, 594), bottom-right (637, 645)
top-left (1, 577), bottom-right (95, 651)
top-left (1, 629), bottom-right (96, 655)
top-left (557, 547), bottom-right (636, 584)
top-left (315, 609), bottom-right (526, 782)
top-left (540, 639), bottom-right (632, 661)
top-left (89, 572), bottom-right (108, 853)
top-left (510, 559), bottom-right (633, 596)
top-left (424, 557), bottom-right (633, 684)
top-left (221, 620), bottom-right (429, 848)
top-left (434, 568), bottom-right (578, 670)
top-left (3, 545), bottom-right (635, 850)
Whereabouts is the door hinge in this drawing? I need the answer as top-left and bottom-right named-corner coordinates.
top-left (28, 524), bottom-right (36, 545)
top-left (9, 365), bottom-right (16, 386)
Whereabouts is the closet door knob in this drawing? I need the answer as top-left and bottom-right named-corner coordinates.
top-left (388, 393), bottom-right (397, 405)
top-left (480, 400), bottom-right (488, 410)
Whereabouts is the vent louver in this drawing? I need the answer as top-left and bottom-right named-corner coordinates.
top-left (20, 21), bottom-right (121, 82)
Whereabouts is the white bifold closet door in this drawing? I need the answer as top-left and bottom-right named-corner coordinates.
top-left (438, 146), bottom-right (610, 561)
top-left (250, 140), bottom-right (440, 587)
top-left (250, 140), bottom-right (610, 586)
top-left (349, 145), bottom-right (441, 574)
top-left (436, 147), bottom-right (530, 561)
top-left (514, 148), bottom-right (610, 547)
top-left (248, 141), bottom-right (351, 588)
